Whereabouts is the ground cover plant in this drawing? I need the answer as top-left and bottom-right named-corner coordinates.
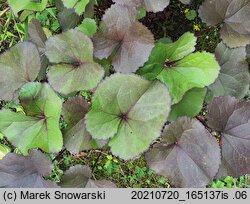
top-left (0, 0), bottom-right (250, 188)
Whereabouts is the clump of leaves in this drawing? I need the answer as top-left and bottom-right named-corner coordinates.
top-left (146, 96), bottom-right (250, 187)
top-left (0, 0), bottom-right (250, 189)
top-left (137, 32), bottom-right (220, 119)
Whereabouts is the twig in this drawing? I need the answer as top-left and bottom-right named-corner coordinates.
top-left (0, 7), bottom-right (10, 18)
top-left (92, 151), bottom-right (102, 172)
top-left (52, 148), bottom-right (66, 162)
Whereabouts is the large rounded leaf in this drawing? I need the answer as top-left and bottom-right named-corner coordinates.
top-left (0, 150), bottom-right (58, 188)
top-left (145, 117), bottom-right (221, 187)
top-left (62, 96), bottom-right (98, 153)
top-left (207, 42), bottom-right (249, 101)
top-left (93, 4), bottom-right (154, 73)
top-left (0, 42), bottom-right (40, 101)
top-left (86, 74), bottom-right (171, 160)
top-left (199, 0), bottom-right (250, 48)
top-left (206, 96), bottom-right (250, 178)
top-left (45, 29), bottom-right (104, 95)
top-left (0, 82), bottom-right (63, 154)
top-left (59, 165), bottom-right (116, 188)
top-left (138, 32), bottom-right (220, 104)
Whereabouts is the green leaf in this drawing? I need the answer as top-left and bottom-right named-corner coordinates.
top-left (0, 82), bottom-right (63, 155)
top-left (185, 10), bottom-right (197, 20)
top-left (138, 32), bottom-right (220, 104)
top-left (136, 8), bottom-right (146, 20)
top-left (8, 0), bottom-right (48, 14)
top-left (169, 88), bottom-right (207, 121)
top-left (86, 74), bottom-right (171, 160)
top-left (77, 18), bottom-right (97, 37)
top-left (0, 144), bottom-right (11, 160)
top-left (45, 29), bottom-right (104, 95)
top-left (63, 0), bottom-right (90, 15)
top-left (0, 42), bottom-right (41, 101)
top-left (137, 32), bottom-right (197, 80)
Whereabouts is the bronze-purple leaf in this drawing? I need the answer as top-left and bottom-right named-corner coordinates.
top-left (0, 42), bottom-right (41, 101)
top-left (206, 96), bottom-right (250, 178)
top-left (59, 165), bottom-right (91, 188)
top-left (93, 4), bottom-right (154, 73)
top-left (207, 42), bottom-right (250, 100)
top-left (199, 0), bottom-right (250, 48)
top-left (28, 18), bottom-right (49, 81)
top-left (45, 29), bottom-right (104, 95)
top-left (62, 96), bottom-right (99, 153)
top-left (59, 165), bottom-right (116, 188)
top-left (0, 150), bottom-right (58, 188)
top-left (145, 117), bottom-right (221, 187)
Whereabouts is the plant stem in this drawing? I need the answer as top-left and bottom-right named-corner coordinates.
top-left (0, 7), bottom-right (10, 18)
top-left (52, 148), bottom-right (66, 162)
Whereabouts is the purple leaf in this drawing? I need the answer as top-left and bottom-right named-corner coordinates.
top-left (28, 19), bottom-right (49, 81)
top-left (199, 0), bottom-right (250, 48)
top-left (0, 150), bottom-right (58, 188)
top-left (62, 96), bottom-right (99, 153)
top-left (45, 29), bottom-right (104, 95)
top-left (0, 42), bottom-right (40, 101)
top-left (206, 96), bottom-right (250, 178)
top-left (145, 117), bottom-right (221, 187)
top-left (59, 165), bottom-right (116, 188)
top-left (93, 4), bottom-right (154, 73)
